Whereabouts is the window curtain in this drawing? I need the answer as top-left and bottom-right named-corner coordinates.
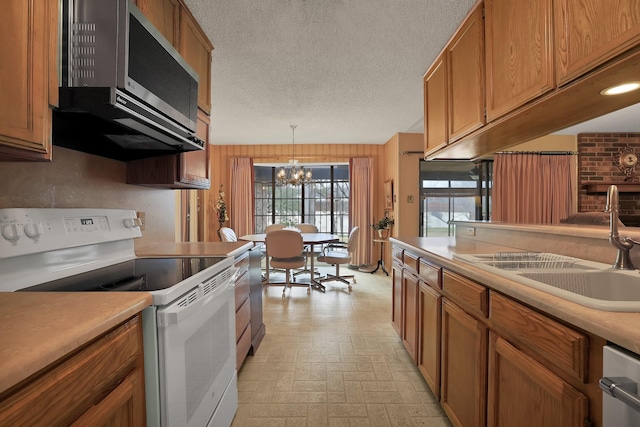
top-left (229, 157), bottom-right (254, 237)
top-left (349, 157), bottom-right (373, 266)
top-left (492, 152), bottom-right (575, 224)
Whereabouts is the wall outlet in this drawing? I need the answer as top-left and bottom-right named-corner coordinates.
top-left (137, 211), bottom-right (146, 230)
top-left (467, 227), bottom-right (476, 236)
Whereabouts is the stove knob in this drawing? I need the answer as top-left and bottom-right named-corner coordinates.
top-left (23, 222), bottom-right (44, 239)
top-left (1, 223), bottom-right (23, 243)
top-left (123, 218), bottom-right (142, 229)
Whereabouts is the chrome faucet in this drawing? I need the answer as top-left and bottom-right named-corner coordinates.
top-left (605, 185), bottom-right (636, 270)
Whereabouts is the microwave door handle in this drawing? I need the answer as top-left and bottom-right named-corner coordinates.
top-left (599, 377), bottom-right (640, 412)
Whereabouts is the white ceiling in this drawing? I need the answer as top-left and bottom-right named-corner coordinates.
top-left (184, 0), bottom-right (639, 146)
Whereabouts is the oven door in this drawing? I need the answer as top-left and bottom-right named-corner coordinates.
top-left (156, 279), bottom-right (237, 427)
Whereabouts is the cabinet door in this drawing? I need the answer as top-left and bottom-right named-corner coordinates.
top-left (441, 299), bottom-right (487, 427)
top-left (135, 0), bottom-right (180, 46)
top-left (448, 4), bottom-right (485, 142)
top-left (556, 0), bottom-right (640, 85)
top-left (424, 54), bottom-right (448, 155)
top-left (391, 262), bottom-right (403, 336)
top-left (402, 270), bottom-right (419, 362)
top-left (487, 332), bottom-right (588, 427)
top-left (418, 282), bottom-right (441, 399)
top-left (0, 0), bottom-right (57, 161)
top-left (180, 109), bottom-right (211, 187)
top-left (179, 7), bottom-right (214, 114)
top-left (485, 0), bottom-right (554, 121)
top-left (70, 369), bottom-right (145, 427)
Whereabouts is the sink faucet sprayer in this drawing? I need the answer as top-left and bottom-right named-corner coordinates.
top-left (605, 184), bottom-right (637, 270)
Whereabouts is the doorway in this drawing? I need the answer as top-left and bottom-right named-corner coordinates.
top-left (419, 160), bottom-right (492, 237)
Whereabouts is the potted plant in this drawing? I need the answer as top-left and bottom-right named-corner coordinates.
top-left (371, 215), bottom-right (395, 238)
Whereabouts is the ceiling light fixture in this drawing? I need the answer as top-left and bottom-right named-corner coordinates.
top-left (601, 82), bottom-right (640, 96)
top-left (277, 125), bottom-right (312, 186)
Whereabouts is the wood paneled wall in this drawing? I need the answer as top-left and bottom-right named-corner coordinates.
top-left (204, 144), bottom-right (387, 252)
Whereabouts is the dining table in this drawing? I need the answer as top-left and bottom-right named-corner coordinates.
top-left (239, 232), bottom-right (340, 292)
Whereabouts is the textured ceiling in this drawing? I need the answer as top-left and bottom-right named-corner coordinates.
top-left (183, 0), bottom-right (640, 146)
top-left (184, 0), bottom-right (476, 145)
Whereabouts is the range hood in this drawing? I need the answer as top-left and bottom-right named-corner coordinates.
top-left (53, 88), bottom-right (205, 162)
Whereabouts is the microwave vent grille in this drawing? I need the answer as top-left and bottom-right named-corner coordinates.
top-left (72, 23), bottom-right (96, 80)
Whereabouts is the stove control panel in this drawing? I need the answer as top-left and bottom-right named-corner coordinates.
top-left (0, 208), bottom-right (142, 258)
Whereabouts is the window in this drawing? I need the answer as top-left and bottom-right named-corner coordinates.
top-left (254, 165), bottom-right (350, 237)
top-left (420, 160), bottom-right (492, 237)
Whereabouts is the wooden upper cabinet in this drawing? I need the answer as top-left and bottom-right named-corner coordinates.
top-left (485, 0), bottom-right (554, 122)
top-left (424, 54), bottom-right (448, 156)
top-left (135, 0), bottom-right (180, 46)
top-left (448, 3), bottom-right (485, 142)
top-left (0, 0), bottom-right (58, 161)
top-left (556, 0), bottom-right (640, 86)
top-left (179, 7), bottom-right (214, 114)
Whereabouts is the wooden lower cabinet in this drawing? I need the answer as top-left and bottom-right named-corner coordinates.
top-left (487, 332), bottom-right (588, 427)
top-left (418, 282), bottom-right (441, 399)
top-left (0, 316), bottom-right (145, 426)
top-left (441, 298), bottom-right (488, 427)
top-left (234, 251), bottom-right (251, 368)
top-left (401, 269), bottom-right (420, 362)
top-left (391, 260), bottom-right (403, 336)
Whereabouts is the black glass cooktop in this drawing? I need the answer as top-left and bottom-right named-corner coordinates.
top-left (18, 257), bottom-right (227, 292)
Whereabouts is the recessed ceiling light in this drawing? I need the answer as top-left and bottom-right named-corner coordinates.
top-left (601, 82), bottom-right (640, 96)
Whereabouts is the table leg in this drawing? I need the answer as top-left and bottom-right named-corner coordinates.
top-left (309, 243), bottom-right (325, 292)
top-left (370, 240), bottom-right (389, 276)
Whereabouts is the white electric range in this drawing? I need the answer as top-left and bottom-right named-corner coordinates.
top-left (0, 208), bottom-right (238, 427)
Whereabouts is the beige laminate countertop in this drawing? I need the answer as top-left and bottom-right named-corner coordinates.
top-left (136, 241), bottom-right (253, 258)
top-left (0, 292), bottom-right (152, 396)
top-left (391, 236), bottom-right (640, 355)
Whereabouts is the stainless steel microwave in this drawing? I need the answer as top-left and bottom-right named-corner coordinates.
top-left (55, 0), bottom-right (205, 161)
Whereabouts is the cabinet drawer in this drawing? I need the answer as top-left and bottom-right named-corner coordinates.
top-left (0, 316), bottom-right (142, 426)
top-left (236, 323), bottom-right (252, 369)
top-left (392, 246), bottom-right (404, 263)
top-left (235, 296), bottom-right (251, 341)
top-left (234, 270), bottom-right (250, 311)
top-left (442, 270), bottom-right (488, 318)
top-left (490, 291), bottom-right (588, 383)
top-left (404, 251), bottom-right (419, 274)
top-left (419, 259), bottom-right (441, 289)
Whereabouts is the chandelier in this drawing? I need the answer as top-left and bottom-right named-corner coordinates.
top-left (277, 125), bottom-right (312, 186)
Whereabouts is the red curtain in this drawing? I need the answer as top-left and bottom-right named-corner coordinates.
top-left (349, 157), bottom-right (373, 266)
top-left (492, 152), bottom-right (575, 224)
top-left (229, 157), bottom-right (255, 237)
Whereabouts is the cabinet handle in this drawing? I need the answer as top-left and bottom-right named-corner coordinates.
top-left (599, 377), bottom-right (640, 412)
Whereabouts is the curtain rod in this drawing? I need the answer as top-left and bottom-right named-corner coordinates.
top-left (495, 150), bottom-right (577, 155)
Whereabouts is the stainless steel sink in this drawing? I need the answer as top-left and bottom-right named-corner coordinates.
top-left (513, 270), bottom-right (640, 311)
top-left (454, 252), bottom-right (640, 311)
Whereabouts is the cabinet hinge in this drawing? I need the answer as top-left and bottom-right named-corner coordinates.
top-left (584, 418), bottom-right (595, 427)
top-left (482, 4), bottom-right (485, 18)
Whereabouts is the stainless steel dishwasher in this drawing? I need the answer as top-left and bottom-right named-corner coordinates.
top-left (600, 345), bottom-right (640, 426)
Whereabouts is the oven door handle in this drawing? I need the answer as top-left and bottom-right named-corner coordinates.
top-left (600, 376), bottom-right (640, 413)
top-left (157, 284), bottom-right (230, 327)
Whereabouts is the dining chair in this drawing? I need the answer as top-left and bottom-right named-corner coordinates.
top-left (265, 230), bottom-right (308, 297)
top-left (317, 226), bottom-right (359, 292)
top-left (219, 227), bottom-right (238, 242)
top-left (262, 223), bottom-right (287, 278)
top-left (264, 223), bottom-right (286, 233)
top-left (293, 223), bottom-right (319, 277)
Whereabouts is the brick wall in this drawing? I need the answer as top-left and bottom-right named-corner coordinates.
top-left (578, 133), bottom-right (640, 225)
